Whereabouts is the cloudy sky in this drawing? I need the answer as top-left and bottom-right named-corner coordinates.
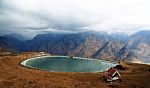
top-left (0, 0), bottom-right (150, 39)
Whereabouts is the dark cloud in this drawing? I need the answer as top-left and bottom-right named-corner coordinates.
top-left (1, 0), bottom-right (150, 38)
top-left (0, 3), bottom-right (89, 38)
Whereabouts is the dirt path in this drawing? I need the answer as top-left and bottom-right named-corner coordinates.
top-left (0, 52), bottom-right (150, 88)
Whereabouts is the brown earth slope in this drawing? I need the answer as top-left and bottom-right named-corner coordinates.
top-left (0, 52), bottom-right (150, 88)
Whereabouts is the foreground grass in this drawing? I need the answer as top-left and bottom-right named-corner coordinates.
top-left (0, 52), bottom-right (150, 88)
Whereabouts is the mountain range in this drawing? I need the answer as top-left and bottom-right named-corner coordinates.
top-left (0, 30), bottom-right (150, 64)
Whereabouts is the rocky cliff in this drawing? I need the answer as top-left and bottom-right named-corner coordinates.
top-left (0, 31), bottom-right (150, 63)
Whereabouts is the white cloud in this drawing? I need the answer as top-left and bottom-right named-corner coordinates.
top-left (0, 0), bottom-right (150, 38)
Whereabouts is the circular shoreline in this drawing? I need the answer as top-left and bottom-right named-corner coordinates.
top-left (21, 55), bottom-right (119, 73)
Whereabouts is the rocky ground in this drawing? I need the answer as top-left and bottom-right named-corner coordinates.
top-left (0, 52), bottom-right (150, 88)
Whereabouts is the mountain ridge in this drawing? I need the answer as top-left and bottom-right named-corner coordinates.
top-left (0, 30), bottom-right (150, 63)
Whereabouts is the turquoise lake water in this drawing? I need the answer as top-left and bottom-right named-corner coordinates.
top-left (21, 56), bottom-right (118, 72)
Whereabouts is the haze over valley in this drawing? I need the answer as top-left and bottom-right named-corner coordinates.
top-left (1, 30), bottom-right (150, 64)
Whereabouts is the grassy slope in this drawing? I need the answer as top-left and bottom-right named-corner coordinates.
top-left (0, 52), bottom-right (150, 88)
